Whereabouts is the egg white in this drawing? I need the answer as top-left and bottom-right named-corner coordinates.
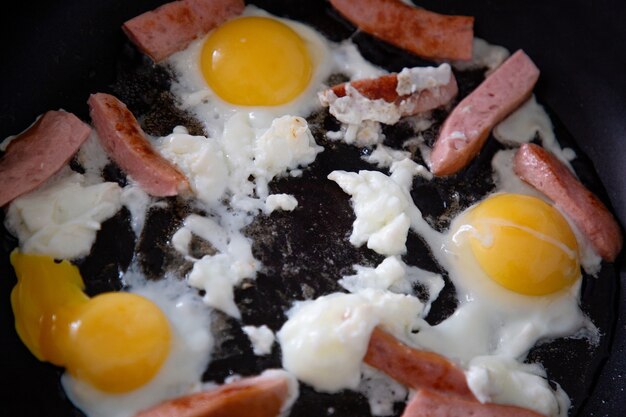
top-left (61, 273), bottom-right (213, 417)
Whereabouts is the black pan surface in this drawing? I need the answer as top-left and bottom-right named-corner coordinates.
top-left (1, 1), bottom-right (625, 416)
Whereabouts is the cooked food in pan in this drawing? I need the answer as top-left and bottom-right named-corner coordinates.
top-left (1, 1), bottom-right (622, 416)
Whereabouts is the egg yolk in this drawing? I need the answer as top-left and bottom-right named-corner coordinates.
top-left (64, 292), bottom-right (172, 393)
top-left (10, 251), bottom-right (88, 363)
top-left (466, 193), bottom-right (580, 295)
top-left (200, 16), bottom-right (313, 106)
top-left (9, 251), bottom-right (172, 393)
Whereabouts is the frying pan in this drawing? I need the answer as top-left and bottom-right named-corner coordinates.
top-left (1, 0), bottom-right (625, 416)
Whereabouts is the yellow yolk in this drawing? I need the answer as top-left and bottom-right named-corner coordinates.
top-left (466, 194), bottom-right (580, 295)
top-left (64, 292), bottom-right (172, 393)
top-left (10, 252), bottom-right (88, 362)
top-left (9, 251), bottom-right (172, 393)
top-left (200, 16), bottom-right (313, 106)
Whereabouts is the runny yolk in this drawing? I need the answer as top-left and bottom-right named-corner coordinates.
top-left (200, 16), bottom-right (313, 106)
top-left (466, 193), bottom-right (580, 296)
top-left (9, 251), bottom-right (172, 393)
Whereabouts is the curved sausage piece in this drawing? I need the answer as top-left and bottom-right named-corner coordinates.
top-left (402, 389), bottom-right (546, 417)
top-left (430, 50), bottom-right (540, 176)
top-left (320, 65), bottom-right (458, 122)
top-left (135, 372), bottom-right (293, 417)
top-left (364, 327), bottom-right (474, 399)
top-left (329, 0), bottom-right (473, 61)
top-left (514, 143), bottom-right (623, 261)
top-left (88, 93), bottom-right (189, 197)
top-left (0, 111), bottom-right (91, 207)
top-left (123, 0), bottom-right (244, 62)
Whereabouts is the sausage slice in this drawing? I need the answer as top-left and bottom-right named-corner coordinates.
top-left (364, 327), bottom-right (474, 399)
top-left (329, 0), bottom-right (474, 61)
top-left (0, 111), bottom-right (91, 206)
top-left (402, 389), bottom-right (545, 417)
top-left (430, 50), bottom-right (540, 176)
top-left (88, 93), bottom-right (189, 197)
top-left (319, 65), bottom-right (458, 125)
top-left (123, 0), bottom-right (245, 62)
top-left (514, 143), bottom-right (623, 261)
top-left (135, 372), bottom-right (293, 417)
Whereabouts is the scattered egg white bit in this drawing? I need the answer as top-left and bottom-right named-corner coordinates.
top-left (362, 146), bottom-right (410, 169)
top-left (62, 269), bottom-right (213, 417)
top-left (155, 126), bottom-right (228, 207)
top-left (325, 119), bottom-right (385, 147)
top-left (173, 213), bottom-right (258, 319)
top-left (242, 324), bottom-right (276, 356)
top-left (327, 158), bottom-right (425, 256)
top-left (320, 84), bottom-right (402, 126)
top-left (4, 167), bottom-right (122, 260)
top-left (265, 193), bottom-right (299, 214)
top-left (339, 256), bottom-right (444, 317)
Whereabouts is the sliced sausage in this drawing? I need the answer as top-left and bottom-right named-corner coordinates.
top-left (122, 0), bottom-right (245, 62)
top-left (319, 65), bottom-right (458, 125)
top-left (135, 372), bottom-right (292, 417)
top-left (0, 111), bottom-right (91, 207)
top-left (514, 143), bottom-right (623, 261)
top-left (364, 327), bottom-right (474, 399)
top-left (430, 50), bottom-right (540, 176)
top-left (402, 389), bottom-right (546, 417)
top-left (88, 93), bottom-right (189, 197)
top-left (329, 0), bottom-right (473, 61)
top-left (327, 73), bottom-right (406, 103)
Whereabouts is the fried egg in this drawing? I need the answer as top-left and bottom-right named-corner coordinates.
top-left (10, 253), bottom-right (212, 417)
top-left (417, 193), bottom-right (596, 361)
top-left (166, 6), bottom-right (335, 138)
